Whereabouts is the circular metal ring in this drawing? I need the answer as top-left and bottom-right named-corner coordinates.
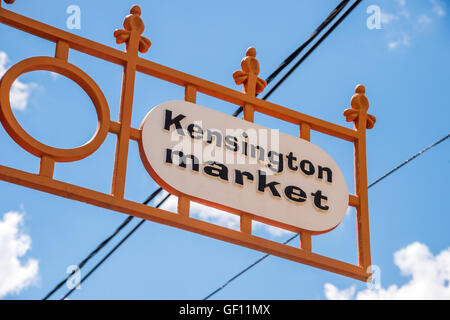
top-left (0, 56), bottom-right (110, 162)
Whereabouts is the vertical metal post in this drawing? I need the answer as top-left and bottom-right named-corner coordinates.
top-left (344, 84), bottom-right (376, 269)
top-left (299, 123), bottom-right (312, 251)
top-left (111, 6), bottom-right (150, 198)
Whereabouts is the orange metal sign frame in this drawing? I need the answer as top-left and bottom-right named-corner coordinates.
top-left (0, 3), bottom-right (376, 282)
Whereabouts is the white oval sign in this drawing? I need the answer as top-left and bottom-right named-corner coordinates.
top-left (139, 101), bottom-right (349, 233)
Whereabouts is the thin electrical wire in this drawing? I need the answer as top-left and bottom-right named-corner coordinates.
top-left (367, 133), bottom-right (450, 188)
top-left (60, 193), bottom-right (171, 300)
top-left (203, 233), bottom-right (299, 300)
top-left (43, 1), bottom-right (353, 300)
top-left (264, 0), bottom-right (349, 85)
top-left (42, 187), bottom-right (163, 300)
top-left (262, 0), bottom-right (363, 101)
top-left (202, 132), bottom-right (450, 299)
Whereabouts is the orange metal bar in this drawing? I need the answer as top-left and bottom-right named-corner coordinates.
top-left (300, 123), bottom-right (311, 141)
top-left (354, 110), bottom-right (371, 269)
top-left (300, 232), bottom-right (312, 251)
top-left (232, 48), bottom-right (267, 236)
top-left (184, 84), bottom-right (197, 103)
top-left (243, 103), bottom-right (254, 122)
top-left (109, 121), bottom-right (141, 141)
top-left (109, 121), bottom-right (121, 135)
top-left (240, 215), bottom-right (252, 234)
top-left (299, 123), bottom-right (312, 251)
top-left (111, 64), bottom-right (136, 198)
top-left (343, 85), bottom-right (375, 270)
top-left (129, 128), bottom-right (141, 141)
top-left (110, 9), bottom-right (143, 199)
top-left (0, 6), bottom-right (127, 65)
top-left (55, 40), bottom-right (69, 60)
top-left (39, 155), bottom-right (55, 178)
top-left (179, 84), bottom-right (197, 218)
top-left (349, 194), bottom-right (359, 207)
top-left (0, 164), bottom-right (371, 281)
top-left (178, 195), bottom-right (190, 217)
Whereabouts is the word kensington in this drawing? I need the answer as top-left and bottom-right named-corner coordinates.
top-left (163, 108), bottom-right (333, 211)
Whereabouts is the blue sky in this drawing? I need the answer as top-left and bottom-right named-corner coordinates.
top-left (0, 0), bottom-right (449, 299)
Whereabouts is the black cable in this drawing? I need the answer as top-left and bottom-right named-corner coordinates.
top-left (367, 133), bottom-right (450, 188)
top-left (264, 0), bottom-right (350, 85)
top-left (60, 193), bottom-right (171, 300)
top-left (202, 132), bottom-right (450, 299)
top-left (234, 0), bottom-right (355, 115)
top-left (44, 1), bottom-right (352, 300)
top-left (203, 233), bottom-right (299, 300)
top-left (42, 187), bottom-right (163, 300)
top-left (262, 0), bottom-right (363, 101)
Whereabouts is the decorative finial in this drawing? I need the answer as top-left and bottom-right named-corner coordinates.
top-left (343, 84), bottom-right (376, 129)
top-left (233, 47), bottom-right (267, 96)
top-left (114, 5), bottom-right (151, 54)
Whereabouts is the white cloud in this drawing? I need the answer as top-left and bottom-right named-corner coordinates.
top-left (375, 4), bottom-right (410, 50)
top-left (396, 0), bottom-right (406, 8)
top-left (155, 191), bottom-right (292, 237)
top-left (381, 11), bottom-right (399, 25)
top-left (388, 33), bottom-right (410, 49)
top-left (324, 283), bottom-right (355, 300)
top-left (324, 242), bottom-right (450, 300)
top-left (0, 51), bottom-right (36, 111)
top-left (383, 0), bottom-right (447, 50)
top-left (0, 210), bottom-right (39, 299)
top-left (418, 14), bottom-right (432, 24)
top-left (430, 0), bottom-right (446, 17)
top-left (395, 0), bottom-right (410, 18)
top-left (50, 72), bottom-right (59, 80)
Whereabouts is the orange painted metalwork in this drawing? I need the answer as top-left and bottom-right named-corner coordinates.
top-left (0, 3), bottom-right (376, 282)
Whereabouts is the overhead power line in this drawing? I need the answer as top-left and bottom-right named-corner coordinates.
top-left (232, 0), bottom-right (362, 112)
top-left (262, 0), bottom-right (363, 101)
top-left (60, 193), bottom-right (171, 300)
top-left (42, 187), bottom-right (162, 300)
top-left (367, 133), bottom-right (450, 188)
top-left (203, 233), bottom-right (299, 300)
top-left (202, 132), bottom-right (450, 299)
top-left (264, 0), bottom-right (350, 85)
top-left (46, 0), bottom-right (357, 299)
